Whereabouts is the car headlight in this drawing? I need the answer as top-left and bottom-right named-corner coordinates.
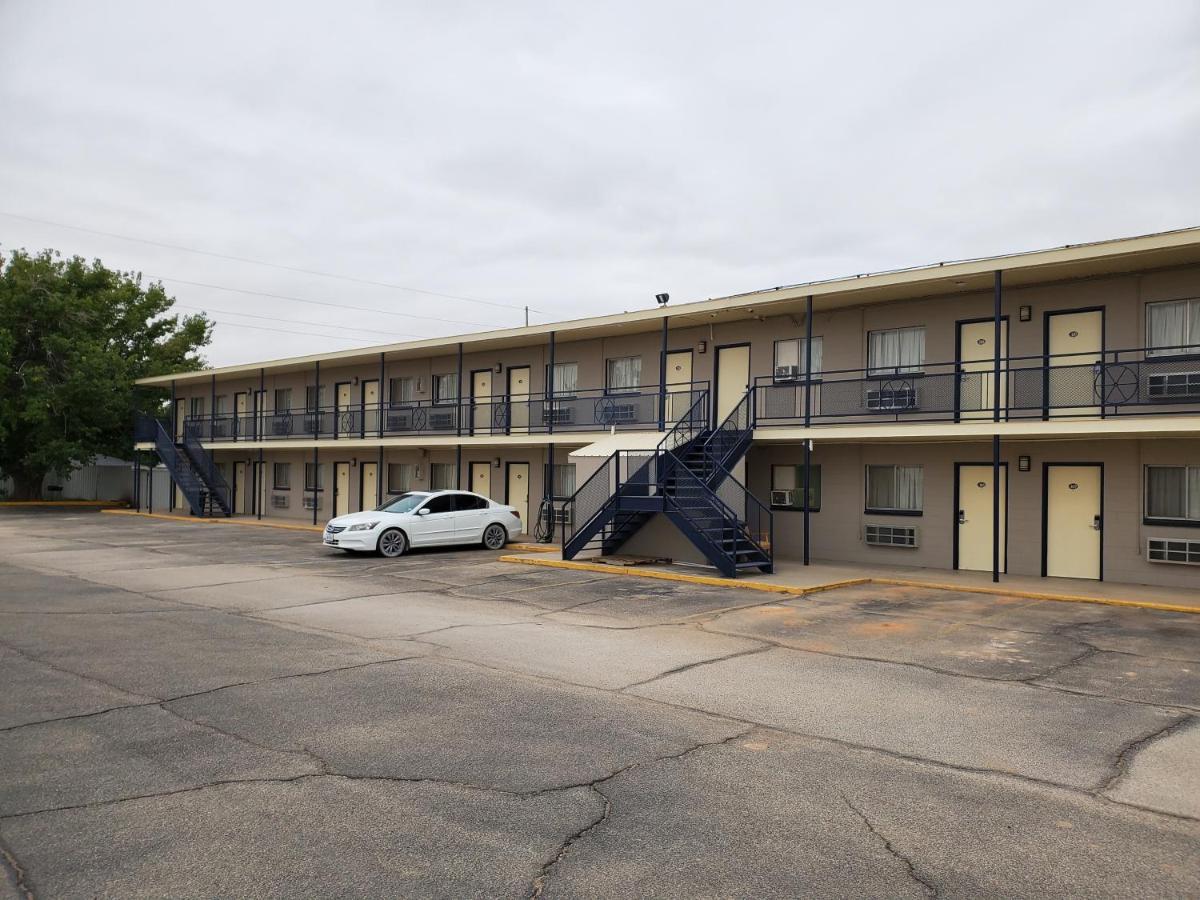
top-left (347, 522), bottom-right (379, 532)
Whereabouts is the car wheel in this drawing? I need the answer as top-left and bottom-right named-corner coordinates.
top-left (482, 523), bottom-right (507, 550)
top-left (377, 528), bottom-right (407, 558)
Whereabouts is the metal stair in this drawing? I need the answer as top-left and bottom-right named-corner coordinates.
top-left (135, 414), bottom-right (231, 517)
top-left (560, 390), bottom-right (772, 577)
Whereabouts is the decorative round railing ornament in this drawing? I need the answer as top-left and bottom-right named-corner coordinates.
top-left (411, 408), bottom-right (427, 430)
top-left (1097, 364), bottom-right (1138, 405)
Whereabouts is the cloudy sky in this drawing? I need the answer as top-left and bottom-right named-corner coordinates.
top-left (2, 1), bottom-right (1198, 366)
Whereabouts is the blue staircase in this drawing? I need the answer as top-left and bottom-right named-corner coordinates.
top-left (135, 414), bottom-right (232, 517)
top-left (560, 391), bottom-right (772, 577)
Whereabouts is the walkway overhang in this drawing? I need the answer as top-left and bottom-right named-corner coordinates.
top-left (751, 415), bottom-right (1200, 444)
top-left (133, 433), bottom-right (592, 453)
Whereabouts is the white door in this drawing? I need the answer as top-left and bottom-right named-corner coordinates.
top-left (1047, 310), bottom-right (1103, 417)
top-left (362, 381), bottom-right (379, 436)
top-left (956, 464), bottom-right (1006, 573)
top-left (472, 371), bottom-right (492, 434)
top-left (1046, 465), bottom-right (1102, 579)
top-left (470, 461), bottom-right (492, 499)
top-left (334, 463), bottom-right (351, 517)
top-left (336, 384), bottom-right (354, 437)
top-left (233, 462), bottom-right (247, 515)
top-left (175, 399), bottom-right (187, 440)
top-left (506, 463), bottom-right (530, 527)
top-left (360, 462), bottom-right (378, 511)
top-left (715, 345), bottom-right (751, 424)
top-left (508, 367), bottom-right (531, 433)
top-left (664, 350), bottom-right (694, 422)
top-left (234, 393), bottom-right (248, 439)
top-left (410, 494), bottom-right (458, 545)
top-left (959, 321), bottom-right (1008, 419)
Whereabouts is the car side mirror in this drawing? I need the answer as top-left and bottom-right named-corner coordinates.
top-left (417, 508), bottom-right (431, 516)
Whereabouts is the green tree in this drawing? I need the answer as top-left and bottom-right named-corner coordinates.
top-left (0, 248), bottom-right (211, 499)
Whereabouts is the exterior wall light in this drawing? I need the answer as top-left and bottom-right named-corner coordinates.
top-left (698, 340), bottom-right (708, 354)
top-left (1019, 305), bottom-right (1032, 322)
top-left (1018, 455), bottom-right (1031, 472)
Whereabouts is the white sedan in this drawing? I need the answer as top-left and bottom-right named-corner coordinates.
top-left (322, 490), bottom-right (522, 557)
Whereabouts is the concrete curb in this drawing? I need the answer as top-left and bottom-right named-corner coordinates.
top-left (102, 509), bottom-right (324, 533)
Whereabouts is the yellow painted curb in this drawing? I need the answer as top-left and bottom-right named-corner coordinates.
top-left (102, 509), bottom-right (324, 533)
top-left (0, 500), bottom-right (124, 507)
top-left (507, 543), bottom-right (559, 553)
top-left (498, 554), bottom-right (869, 596)
top-left (498, 555), bottom-right (1200, 615)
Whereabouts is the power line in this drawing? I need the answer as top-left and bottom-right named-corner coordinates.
top-left (173, 303), bottom-right (431, 340)
top-left (153, 274), bottom-right (488, 328)
top-left (0, 211), bottom-right (543, 315)
top-left (206, 318), bottom-right (373, 342)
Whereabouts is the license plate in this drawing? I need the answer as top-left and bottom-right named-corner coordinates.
top-left (324, 537), bottom-right (337, 546)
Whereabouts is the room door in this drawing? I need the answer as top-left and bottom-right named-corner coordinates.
top-left (715, 345), bottom-right (751, 425)
top-left (958, 320), bottom-right (1008, 419)
top-left (334, 462), bottom-right (351, 517)
top-left (472, 370), bottom-right (492, 435)
top-left (175, 399), bottom-right (187, 440)
top-left (1046, 310), bottom-right (1103, 417)
top-left (360, 462), bottom-right (378, 511)
top-left (507, 366), bottom-right (531, 433)
top-left (233, 462), bottom-right (247, 515)
top-left (335, 383), bottom-right (354, 437)
top-left (361, 380), bottom-right (379, 436)
top-left (664, 350), bottom-right (694, 422)
top-left (234, 393), bottom-right (248, 440)
top-left (506, 462), bottom-right (530, 526)
top-left (470, 461), bottom-right (492, 499)
top-left (1045, 464), bottom-right (1102, 579)
top-left (955, 464), bottom-right (1006, 573)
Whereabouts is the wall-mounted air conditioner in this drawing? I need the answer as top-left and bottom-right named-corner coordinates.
top-left (1147, 372), bottom-right (1200, 400)
top-left (774, 365), bottom-right (802, 381)
top-left (865, 524), bottom-right (918, 547)
top-left (271, 494), bottom-right (289, 509)
top-left (1147, 537), bottom-right (1200, 565)
top-left (770, 489), bottom-right (794, 507)
top-left (302, 496), bottom-right (321, 510)
top-left (866, 387), bottom-right (918, 410)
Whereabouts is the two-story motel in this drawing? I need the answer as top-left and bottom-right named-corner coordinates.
top-left (133, 228), bottom-right (1200, 588)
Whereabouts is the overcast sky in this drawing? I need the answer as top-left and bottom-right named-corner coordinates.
top-left (2, 1), bottom-right (1198, 366)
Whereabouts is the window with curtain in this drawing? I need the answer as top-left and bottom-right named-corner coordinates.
top-left (273, 463), bottom-right (291, 490)
top-left (549, 362), bottom-right (578, 397)
top-left (387, 463), bottom-right (414, 494)
top-left (304, 462), bottom-right (323, 492)
top-left (434, 374), bottom-right (458, 405)
top-left (606, 356), bottom-right (642, 393)
top-left (866, 464), bottom-right (923, 513)
top-left (771, 464), bottom-right (822, 510)
top-left (389, 376), bottom-right (415, 406)
top-left (189, 397), bottom-right (206, 418)
top-left (305, 385), bottom-right (324, 412)
top-left (1146, 299), bottom-right (1200, 357)
top-left (430, 463), bottom-right (456, 490)
top-left (867, 327), bottom-right (925, 375)
top-left (213, 396), bottom-right (227, 414)
top-left (773, 338), bottom-right (823, 379)
top-left (274, 388), bottom-right (292, 412)
top-left (1145, 465), bottom-right (1200, 522)
top-left (550, 463), bottom-right (576, 499)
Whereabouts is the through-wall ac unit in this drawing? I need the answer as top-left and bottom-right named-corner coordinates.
top-left (303, 496), bottom-right (321, 510)
top-left (865, 524), bottom-right (919, 548)
top-left (271, 494), bottom-right (289, 509)
top-left (272, 420), bottom-right (291, 435)
top-left (386, 412), bottom-right (411, 430)
top-left (770, 490), bottom-right (794, 507)
top-left (302, 415), bottom-right (321, 432)
top-left (1147, 537), bottom-right (1200, 565)
top-left (552, 508), bottom-right (572, 525)
top-left (543, 406), bottom-right (575, 425)
top-left (866, 387), bottom-right (918, 410)
top-left (429, 412), bottom-right (455, 430)
top-left (600, 403), bottom-right (637, 425)
top-left (774, 365), bottom-right (802, 381)
top-left (1147, 372), bottom-right (1200, 399)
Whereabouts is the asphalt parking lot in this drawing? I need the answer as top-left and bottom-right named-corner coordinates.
top-left (1, 509), bottom-right (1198, 898)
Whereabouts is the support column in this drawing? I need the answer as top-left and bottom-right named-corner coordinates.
top-left (803, 439), bottom-right (812, 566)
top-left (378, 352), bottom-right (386, 438)
top-left (147, 462), bottom-right (154, 513)
top-left (658, 316), bottom-right (669, 431)
top-left (455, 343), bottom-right (464, 437)
top-left (455, 444), bottom-right (462, 489)
top-left (312, 446), bottom-right (319, 526)
top-left (547, 331), bottom-right (556, 436)
top-left (992, 270), bottom-right (1002, 584)
top-left (993, 271), bottom-right (1002, 423)
top-left (256, 447), bottom-right (263, 520)
top-left (133, 454), bottom-right (141, 511)
top-left (210, 374), bottom-right (216, 439)
top-left (169, 380), bottom-right (177, 511)
top-left (257, 368), bottom-right (265, 441)
top-left (377, 445), bottom-right (384, 507)
top-left (992, 433), bottom-right (1001, 584)
top-left (803, 295), bottom-right (813, 427)
top-left (312, 361), bottom-right (320, 439)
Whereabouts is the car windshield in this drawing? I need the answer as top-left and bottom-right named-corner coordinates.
top-left (375, 492), bottom-right (429, 514)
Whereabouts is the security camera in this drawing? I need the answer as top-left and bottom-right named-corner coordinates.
top-left (655, 293), bottom-right (669, 305)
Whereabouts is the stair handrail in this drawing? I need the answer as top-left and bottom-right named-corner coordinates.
top-left (182, 419), bottom-right (232, 512)
top-left (710, 465), bottom-right (773, 553)
top-left (657, 390), bottom-right (709, 453)
top-left (702, 386), bottom-right (754, 472)
top-left (560, 449), bottom-right (619, 547)
top-left (136, 413), bottom-right (207, 514)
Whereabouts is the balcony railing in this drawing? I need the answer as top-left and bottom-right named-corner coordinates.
top-left (183, 383), bottom-right (709, 442)
top-left (754, 345), bottom-right (1200, 427)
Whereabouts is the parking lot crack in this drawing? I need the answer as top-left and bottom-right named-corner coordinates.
top-left (1100, 714), bottom-right (1195, 794)
top-left (155, 703), bottom-right (330, 773)
top-left (0, 640), bottom-right (161, 701)
top-left (618, 644), bottom-right (774, 690)
top-left (842, 795), bottom-right (938, 898)
top-left (0, 831), bottom-right (36, 900)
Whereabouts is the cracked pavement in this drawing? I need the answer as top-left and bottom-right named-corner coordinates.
top-left (1, 510), bottom-right (1198, 898)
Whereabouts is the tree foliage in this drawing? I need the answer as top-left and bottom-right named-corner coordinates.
top-left (0, 248), bottom-right (211, 498)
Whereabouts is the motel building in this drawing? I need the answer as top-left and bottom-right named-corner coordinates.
top-left (132, 228), bottom-right (1200, 590)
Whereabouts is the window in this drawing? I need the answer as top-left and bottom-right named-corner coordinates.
top-left (550, 463), bottom-right (576, 499)
top-left (273, 463), bottom-right (291, 490)
top-left (1145, 465), bottom-right (1200, 523)
top-left (305, 462), bottom-right (323, 492)
top-left (189, 397), bottom-right (206, 418)
top-left (274, 388), bottom-right (292, 412)
top-left (423, 494), bottom-right (456, 514)
top-left (771, 465), bottom-right (821, 510)
top-left (606, 356), bottom-right (642, 394)
top-left (430, 462), bottom-right (456, 490)
top-left (868, 326), bottom-right (925, 375)
top-left (866, 464), bottom-right (923, 514)
top-left (213, 396), bottom-right (228, 415)
top-left (305, 385), bottom-right (324, 412)
top-left (548, 362), bottom-right (578, 397)
top-left (387, 463), bottom-right (415, 494)
top-left (774, 338), bottom-right (823, 379)
top-left (1146, 299), bottom-right (1200, 357)
top-left (434, 373), bottom-right (458, 405)
top-left (454, 494), bottom-right (489, 511)
top-left (389, 376), bottom-right (415, 406)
